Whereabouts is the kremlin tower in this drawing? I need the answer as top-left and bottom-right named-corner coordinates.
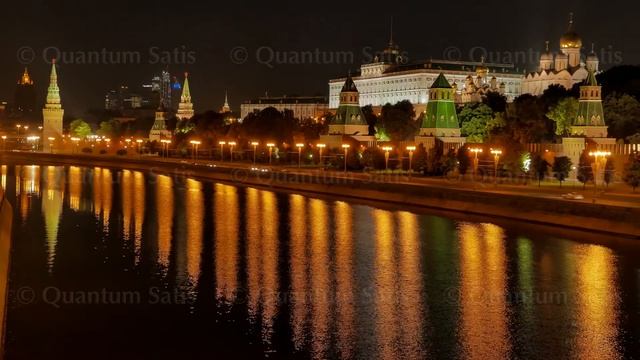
top-left (176, 73), bottom-right (194, 120)
top-left (42, 60), bottom-right (64, 153)
top-left (220, 91), bottom-right (231, 113)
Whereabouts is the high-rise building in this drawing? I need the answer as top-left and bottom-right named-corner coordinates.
top-left (220, 91), bottom-right (231, 113)
top-left (42, 60), bottom-right (64, 152)
top-left (13, 68), bottom-right (37, 117)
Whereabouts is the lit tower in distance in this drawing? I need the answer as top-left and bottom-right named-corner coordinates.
top-left (176, 72), bottom-right (194, 120)
top-left (42, 59), bottom-right (64, 152)
top-left (220, 91), bottom-right (231, 113)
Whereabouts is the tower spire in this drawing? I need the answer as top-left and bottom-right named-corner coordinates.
top-left (389, 16), bottom-right (394, 46)
top-left (176, 72), bottom-right (194, 120)
top-left (545, 40), bottom-right (550, 52)
top-left (46, 59), bottom-right (61, 106)
top-left (568, 12), bottom-right (574, 30)
top-left (181, 72), bottom-right (191, 103)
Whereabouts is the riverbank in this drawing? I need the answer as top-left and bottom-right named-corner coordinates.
top-left (2, 151), bottom-right (639, 238)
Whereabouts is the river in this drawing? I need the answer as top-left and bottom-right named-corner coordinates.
top-left (0, 164), bottom-right (638, 359)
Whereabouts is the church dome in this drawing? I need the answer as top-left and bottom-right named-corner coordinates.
top-left (560, 31), bottom-right (582, 49)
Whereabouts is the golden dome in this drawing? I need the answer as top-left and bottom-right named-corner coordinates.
top-left (560, 31), bottom-right (582, 49)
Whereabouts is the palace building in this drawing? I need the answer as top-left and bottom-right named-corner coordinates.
top-left (328, 36), bottom-right (522, 111)
top-left (522, 13), bottom-right (597, 96)
top-left (240, 95), bottom-right (328, 121)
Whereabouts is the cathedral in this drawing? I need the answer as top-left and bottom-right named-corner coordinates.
top-left (522, 13), bottom-right (598, 96)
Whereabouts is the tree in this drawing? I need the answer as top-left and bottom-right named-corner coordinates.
top-left (378, 101), bottom-right (418, 141)
top-left (531, 154), bottom-right (549, 187)
top-left (604, 93), bottom-right (640, 140)
top-left (96, 119), bottom-right (123, 138)
top-left (459, 103), bottom-right (496, 143)
top-left (547, 97), bottom-right (579, 136)
top-left (505, 94), bottom-right (554, 143)
top-left (69, 119), bottom-right (92, 138)
top-left (552, 156), bottom-right (572, 187)
top-left (598, 65), bottom-right (640, 100)
top-left (483, 91), bottom-right (507, 113)
top-left (623, 154), bottom-right (640, 192)
top-left (577, 151), bottom-right (594, 189)
top-left (362, 105), bottom-right (378, 136)
top-left (456, 146), bottom-right (470, 175)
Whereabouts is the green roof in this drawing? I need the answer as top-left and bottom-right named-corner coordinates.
top-left (341, 74), bottom-right (358, 92)
top-left (431, 73), bottom-right (452, 89)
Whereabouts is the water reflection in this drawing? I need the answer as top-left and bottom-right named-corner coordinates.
top-left (1, 164), bottom-right (637, 359)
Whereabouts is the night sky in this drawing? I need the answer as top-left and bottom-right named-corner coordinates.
top-left (1, 0), bottom-right (638, 117)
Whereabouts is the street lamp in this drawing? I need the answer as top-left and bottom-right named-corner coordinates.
top-left (267, 143), bottom-right (275, 164)
top-left (228, 141), bottom-right (236, 162)
top-left (27, 136), bottom-right (40, 151)
top-left (317, 143), bottom-right (326, 167)
top-left (296, 143), bottom-right (304, 168)
top-left (48, 137), bottom-right (55, 153)
top-left (160, 139), bottom-right (171, 158)
top-left (490, 149), bottom-right (503, 183)
top-left (382, 146), bottom-right (393, 171)
top-left (1, 135), bottom-right (6, 152)
top-left (406, 146), bottom-right (416, 177)
top-left (71, 137), bottom-right (80, 153)
top-left (190, 140), bottom-right (201, 161)
top-left (219, 141), bottom-right (226, 161)
top-left (470, 148), bottom-right (483, 178)
top-left (251, 141), bottom-right (259, 164)
top-left (589, 150), bottom-right (612, 189)
top-left (342, 144), bottom-right (350, 172)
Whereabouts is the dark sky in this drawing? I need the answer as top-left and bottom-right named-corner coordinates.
top-left (1, 0), bottom-right (638, 117)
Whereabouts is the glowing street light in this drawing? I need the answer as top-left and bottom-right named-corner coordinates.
top-left (228, 141), bottom-right (236, 162)
top-left (251, 141), bottom-right (259, 164)
top-left (470, 148), bottom-right (483, 177)
top-left (589, 150), bottom-right (612, 189)
top-left (190, 140), bottom-right (201, 161)
top-left (342, 144), bottom-right (350, 172)
top-left (317, 143), bottom-right (326, 167)
top-left (296, 143), bottom-right (304, 168)
top-left (218, 141), bottom-right (226, 161)
top-left (490, 149), bottom-right (503, 183)
top-left (1, 135), bottom-right (6, 152)
top-left (160, 139), bottom-right (171, 158)
top-left (71, 137), bottom-right (80, 153)
top-left (47, 137), bottom-right (55, 153)
top-left (382, 146), bottom-right (393, 170)
top-left (406, 145), bottom-right (416, 177)
top-left (267, 143), bottom-right (275, 164)
top-left (27, 136), bottom-right (40, 151)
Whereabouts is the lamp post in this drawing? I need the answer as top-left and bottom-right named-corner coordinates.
top-left (267, 143), bottom-right (275, 164)
top-left (406, 146), bottom-right (416, 177)
top-left (251, 141), bottom-right (259, 164)
top-left (589, 150), bottom-right (611, 190)
top-left (317, 143), bottom-right (326, 167)
top-left (136, 139), bottom-right (143, 158)
top-left (342, 144), bottom-right (350, 172)
top-left (470, 148), bottom-right (483, 178)
top-left (1, 135), bottom-right (6, 152)
top-left (27, 136), bottom-right (40, 151)
top-left (382, 146), bottom-right (393, 171)
top-left (219, 141), bottom-right (226, 161)
top-left (71, 137), bottom-right (80, 153)
top-left (228, 141), bottom-right (236, 162)
top-left (190, 140), bottom-right (201, 161)
top-left (296, 143), bottom-right (304, 168)
top-left (490, 149), bottom-right (502, 183)
top-left (160, 139), bottom-right (171, 158)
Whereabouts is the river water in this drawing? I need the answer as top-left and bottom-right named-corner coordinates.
top-left (1, 164), bottom-right (639, 359)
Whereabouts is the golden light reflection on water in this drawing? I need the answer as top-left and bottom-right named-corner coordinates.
top-left (245, 188), bottom-right (279, 347)
top-left (574, 244), bottom-right (621, 359)
top-left (133, 172), bottom-right (145, 256)
top-left (121, 170), bottom-right (132, 241)
top-left (458, 223), bottom-right (510, 360)
top-left (334, 201), bottom-right (354, 359)
top-left (92, 168), bottom-right (112, 231)
top-left (1, 165), bottom-right (6, 190)
top-left (42, 166), bottom-right (64, 272)
top-left (309, 199), bottom-right (330, 359)
top-left (215, 183), bottom-right (239, 303)
top-left (16, 165), bottom-right (40, 222)
top-left (156, 175), bottom-right (173, 268)
top-left (185, 179), bottom-right (203, 282)
top-left (289, 194), bottom-right (308, 350)
top-left (68, 166), bottom-right (82, 211)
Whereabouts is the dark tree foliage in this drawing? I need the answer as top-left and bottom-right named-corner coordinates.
top-left (379, 100), bottom-right (418, 141)
top-left (577, 150), bottom-right (594, 190)
top-left (623, 153), bottom-right (640, 192)
top-left (482, 91), bottom-right (507, 113)
top-left (456, 146), bottom-right (470, 175)
top-left (361, 105), bottom-right (378, 136)
top-left (531, 154), bottom-right (550, 187)
top-left (552, 156), bottom-right (572, 187)
top-left (604, 157), bottom-right (615, 187)
top-left (598, 65), bottom-right (640, 100)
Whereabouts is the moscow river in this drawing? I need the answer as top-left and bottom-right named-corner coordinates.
top-left (1, 164), bottom-right (639, 359)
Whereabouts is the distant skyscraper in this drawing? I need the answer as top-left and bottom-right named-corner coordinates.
top-left (13, 67), bottom-right (37, 116)
top-left (176, 73), bottom-right (194, 120)
top-left (42, 60), bottom-right (64, 152)
top-left (161, 69), bottom-right (172, 109)
top-left (220, 91), bottom-right (231, 113)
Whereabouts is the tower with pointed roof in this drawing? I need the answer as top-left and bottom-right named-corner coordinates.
top-left (571, 69), bottom-right (607, 138)
top-left (149, 101), bottom-right (172, 141)
top-left (14, 67), bottom-right (37, 116)
top-left (220, 91), bottom-right (231, 113)
top-left (42, 60), bottom-right (64, 152)
top-left (328, 74), bottom-right (369, 136)
top-left (176, 73), bottom-right (194, 120)
top-left (560, 13), bottom-right (582, 68)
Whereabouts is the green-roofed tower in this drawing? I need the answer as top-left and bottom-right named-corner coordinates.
top-left (176, 72), bottom-right (194, 120)
top-left (328, 74), bottom-right (369, 135)
top-left (418, 73), bottom-right (461, 137)
top-left (571, 68), bottom-right (608, 138)
top-left (42, 59), bottom-right (64, 152)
